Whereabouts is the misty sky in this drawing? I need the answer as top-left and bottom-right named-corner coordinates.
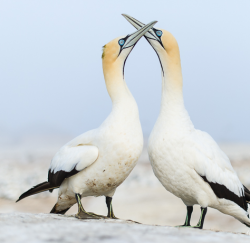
top-left (0, 1), bottom-right (250, 142)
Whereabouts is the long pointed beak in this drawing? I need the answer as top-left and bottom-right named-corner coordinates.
top-left (122, 20), bottom-right (157, 49)
top-left (122, 14), bottom-right (161, 43)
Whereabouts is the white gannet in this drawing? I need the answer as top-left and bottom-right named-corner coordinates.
top-left (17, 21), bottom-right (157, 220)
top-left (123, 14), bottom-right (250, 229)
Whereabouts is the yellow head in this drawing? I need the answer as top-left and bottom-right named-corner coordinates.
top-left (147, 29), bottom-right (181, 74)
top-left (102, 36), bottom-right (130, 78)
top-left (122, 14), bottom-right (181, 77)
top-left (101, 21), bottom-right (157, 81)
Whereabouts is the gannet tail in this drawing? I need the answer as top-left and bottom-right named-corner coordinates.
top-left (16, 181), bottom-right (59, 202)
top-left (244, 185), bottom-right (250, 204)
top-left (241, 185), bottom-right (250, 228)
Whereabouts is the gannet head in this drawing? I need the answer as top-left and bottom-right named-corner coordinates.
top-left (122, 14), bottom-right (181, 75)
top-left (102, 20), bottom-right (157, 77)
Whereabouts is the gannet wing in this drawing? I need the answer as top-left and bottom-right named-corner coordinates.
top-left (187, 130), bottom-right (247, 210)
top-left (48, 144), bottom-right (99, 188)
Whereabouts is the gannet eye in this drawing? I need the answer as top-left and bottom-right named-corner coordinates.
top-left (156, 30), bottom-right (162, 37)
top-left (118, 39), bottom-right (125, 46)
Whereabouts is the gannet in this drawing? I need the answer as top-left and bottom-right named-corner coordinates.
top-left (17, 20), bottom-right (157, 220)
top-left (123, 14), bottom-right (250, 229)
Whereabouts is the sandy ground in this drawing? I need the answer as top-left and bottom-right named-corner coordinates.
top-left (0, 142), bottom-right (250, 234)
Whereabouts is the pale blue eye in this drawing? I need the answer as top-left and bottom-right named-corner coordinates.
top-left (119, 39), bottom-right (125, 46)
top-left (156, 30), bottom-right (162, 37)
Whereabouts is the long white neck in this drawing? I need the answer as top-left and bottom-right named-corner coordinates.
top-left (103, 60), bottom-right (137, 115)
top-left (158, 52), bottom-right (193, 130)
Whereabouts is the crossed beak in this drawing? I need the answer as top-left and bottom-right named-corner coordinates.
top-left (122, 14), bottom-right (163, 48)
top-left (121, 20), bottom-right (157, 50)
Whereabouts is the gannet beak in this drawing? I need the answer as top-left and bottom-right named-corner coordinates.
top-left (122, 14), bottom-right (164, 48)
top-left (120, 20), bottom-right (157, 50)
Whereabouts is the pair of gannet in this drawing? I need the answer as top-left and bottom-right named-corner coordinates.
top-left (17, 13), bottom-right (250, 230)
top-left (123, 14), bottom-right (250, 229)
top-left (17, 20), bottom-right (157, 219)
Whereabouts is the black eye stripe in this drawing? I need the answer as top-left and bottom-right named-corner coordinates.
top-left (122, 35), bottom-right (130, 42)
top-left (118, 34), bottom-right (131, 56)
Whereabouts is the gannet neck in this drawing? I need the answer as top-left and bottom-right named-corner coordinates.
top-left (103, 59), bottom-right (133, 105)
top-left (160, 52), bottom-right (184, 110)
top-left (157, 42), bottom-right (193, 129)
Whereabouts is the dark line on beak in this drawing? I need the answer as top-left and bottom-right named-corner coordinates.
top-left (145, 38), bottom-right (164, 76)
top-left (122, 45), bottom-right (136, 78)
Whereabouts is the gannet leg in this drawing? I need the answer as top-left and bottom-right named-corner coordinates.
top-left (105, 196), bottom-right (141, 223)
top-left (75, 194), bottom-right (106, 219)
top-left (176, 206), bottom-right (207, 229)
top-left (183, 206), bottom-right (193, 226)
top-left (191, 207), bottom-right (207, 229)
top-left (106, 196), bottom-right (118, 219)
top-left (176, 206), bottom-right (193, 227)
top-left (178, 207), bottom-right (207, 229)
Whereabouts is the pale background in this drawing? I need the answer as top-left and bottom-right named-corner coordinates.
top-left (0, 0), bottom-right (250, 235)
top-left (0, 0), bottom-right (250, 142)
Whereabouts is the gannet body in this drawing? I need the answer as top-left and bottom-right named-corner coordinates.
top-left (17, 21), bottom-right (157, 219)
top-left (123, 14), bottom-right (250, 229)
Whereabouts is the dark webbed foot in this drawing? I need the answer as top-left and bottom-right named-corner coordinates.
top-left (86, 212), bottom-right (108, 219)
top-left (126, 219), bottom-right (141, 224)
top-left (75, 193), bottom-right (107, 220)
top-left (76, 210), bottom-right (102, 219)
top-left (105, 196), bottom-right (141, 223)
top-left (109, 215), bottom-right (119, 219)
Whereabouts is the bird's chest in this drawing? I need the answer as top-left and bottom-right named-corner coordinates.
top-left (99, 117), bottom-right (143, 161)
top-left (99, 131), bottom-right (143, 174)
top-left (148, 131), bottom-right (190, 195)
top-left (80, 126), bottom-right (143, 195)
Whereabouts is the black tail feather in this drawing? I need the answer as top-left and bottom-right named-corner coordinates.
top-left (50, 203), bottom-right (70, 215)
top-left (244, 185), bottom-right (250, 203)
top-left (16, 181), bottom-right (58, 202)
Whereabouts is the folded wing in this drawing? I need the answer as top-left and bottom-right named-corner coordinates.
top-left (48, 145), bottom-right (99, 188)
top-left (186, 130), bottom-right (247, 210)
